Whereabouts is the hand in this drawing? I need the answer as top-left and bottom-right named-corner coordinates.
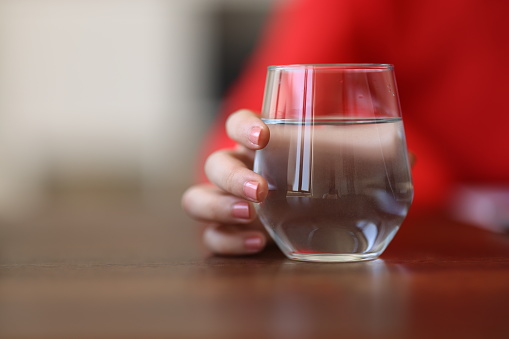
top-left (181, 110), bottom-right (270, 255)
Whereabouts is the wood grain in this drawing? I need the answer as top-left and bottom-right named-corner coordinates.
top-left (0, 193), bottom-right (508, 338)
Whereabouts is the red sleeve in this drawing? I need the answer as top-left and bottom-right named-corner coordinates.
top-left (200, 0), bottom-right (359, 161)
top-left (199, 0), bottom-right (509, 212)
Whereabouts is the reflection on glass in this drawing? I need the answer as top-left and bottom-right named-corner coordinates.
top-left (254, 64), bottom-right (413, 262)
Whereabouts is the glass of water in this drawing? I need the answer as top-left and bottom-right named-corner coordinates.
top-left (254, 64), bottom-right (414, 262)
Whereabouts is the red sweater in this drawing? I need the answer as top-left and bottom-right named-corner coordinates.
top-left (202, 0), bottom-right (509, 212)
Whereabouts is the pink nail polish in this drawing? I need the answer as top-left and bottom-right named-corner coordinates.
top-left (232, 202), bottom-right (250, 219)
top-left (244, 237), bottom-right (263, 252)
top-left (243, 181), bottom-right (259, 202)
top-left (249, 126), bottom-right (262, 146)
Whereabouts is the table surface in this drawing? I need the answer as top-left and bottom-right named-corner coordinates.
top-left (0, 191), bottom-right (508, 339)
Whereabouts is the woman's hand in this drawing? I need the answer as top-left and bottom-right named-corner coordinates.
top-left (181, 110), bottom-right (270, 255)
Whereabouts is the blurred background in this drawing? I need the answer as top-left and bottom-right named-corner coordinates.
top-left (0, 0), bottom-right (275, 219)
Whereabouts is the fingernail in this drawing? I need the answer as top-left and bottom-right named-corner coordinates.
top-left (248, 126), bottom-right (262, 146)
top-left (244, 236), bottom-right (263, 252)
top-left (243, 181), bottom-right (259, 202)
top-left (232, 202), bottom-right (250, 219)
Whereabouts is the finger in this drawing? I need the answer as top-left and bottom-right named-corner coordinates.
top-left (203, 224), bottom-right (267, 255)
top-left (205, 150), bottom-right (268, 202)
top-left (226, 109), bottom-right (270, 150)
top-left (182, 184), bottom-right (256, 224)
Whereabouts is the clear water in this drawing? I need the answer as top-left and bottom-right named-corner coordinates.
top-left (254, 118), bottom-right (413, 261)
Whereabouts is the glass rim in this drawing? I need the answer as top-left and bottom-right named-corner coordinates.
top-left (267, 63), bottom-right (394, 70)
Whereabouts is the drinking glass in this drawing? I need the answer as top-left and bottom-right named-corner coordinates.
top-left (253, 64), bottom-right (414, 262)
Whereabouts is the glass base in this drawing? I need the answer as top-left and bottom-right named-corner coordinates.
top-left (284, 252), bottom-right (381, 263)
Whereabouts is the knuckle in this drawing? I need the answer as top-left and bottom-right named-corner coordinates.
top-left (229, 109), bottom-right (252, 121)
top-left (203, 225), bottom-right (229, 254)
top-left (204, 151), bottom-right (219, 170)
top-left (207, 200), bottom-right (224, 222)
top-left (204, 150), bottom-right (228, 180)
top-left (203, 224), bottom-right (245, 255)
top-left (226, 110), bottom-right (244, 131)
top-left (226, 109), bottom-right (257, 137)
top-left (224, 166), bottom-right (244, 193)
top-left (182, 184), bottom-right (229, 222)
top-left (181, 186), bottom-right (196, 214)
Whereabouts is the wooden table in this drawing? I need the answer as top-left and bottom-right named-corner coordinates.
top-left (0, 191), bottom-right (508, 338)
